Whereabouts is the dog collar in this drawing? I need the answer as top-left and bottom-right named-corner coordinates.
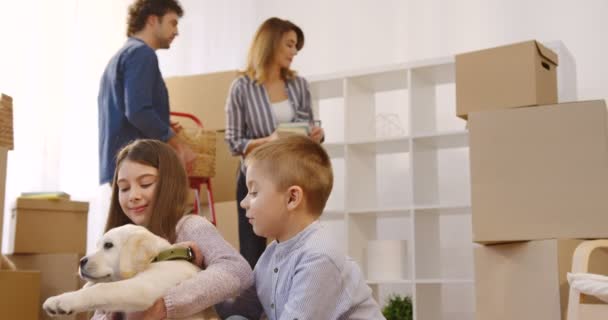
top-left (152, 247), bottom-right (194, 263)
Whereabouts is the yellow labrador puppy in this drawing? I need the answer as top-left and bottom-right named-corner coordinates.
top-left (43, 224), bottom-right (207, 320)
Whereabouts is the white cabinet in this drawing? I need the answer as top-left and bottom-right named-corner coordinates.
top-left (308, 57), bottom-right (473, 320)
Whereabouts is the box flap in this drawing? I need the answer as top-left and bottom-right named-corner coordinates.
top-left (15, 198), bottom-right (89, 212)
top-left (536, 41), bottom-right (559, 66)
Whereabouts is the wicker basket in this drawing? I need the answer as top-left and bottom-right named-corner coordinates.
top-left (177, 128), bottom-right (216, 177)
top-left (0, 94), bottom-right (13, 150)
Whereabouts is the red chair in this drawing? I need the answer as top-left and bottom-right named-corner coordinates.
top-left (170, 111), bottom-right (216, 225)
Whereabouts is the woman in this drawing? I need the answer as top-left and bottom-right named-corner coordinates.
top-left (225, 17), bottom-right (324, 268)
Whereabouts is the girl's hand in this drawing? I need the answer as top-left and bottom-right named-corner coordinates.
top-left (309, 126), bottom-right (324, 143)
top-left (125, 299), bottom-right (167, 320)
top-left (174, 241), bottom-right (204, 268)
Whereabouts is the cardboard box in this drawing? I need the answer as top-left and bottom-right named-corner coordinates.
top-left (9, 254), bottom-right (87, 319)
top-left (165, 70), bottom-right (239, 131)
top-left (166, 72), bottom-right (241, 203)
top-left (0, 147), bottom-right (7, 251)
top-left (456, 40), bottom-right (558, 119)
top-left (7, 198), bottom-right (89, 254)
top-left (474, 239), bottom-right (608, 320)
top-left (8, 253), bottom-right (86, 320)
top-left (0, 270), bottom-right (41, 320)
top-left (470, 100), bottom-right (608, 243)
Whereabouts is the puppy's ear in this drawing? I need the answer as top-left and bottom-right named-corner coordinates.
top-left (119, 230), bottom-right (161, 279)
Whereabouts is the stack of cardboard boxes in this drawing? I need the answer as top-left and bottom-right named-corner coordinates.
top-left (0, 93), bottom-right (43, 320)
top-left (457, 40), bottom-right (608, 319)
top-left (6, 195), bottom-right (89, 320)
top-left (165, 71), bottom-right (241, 250)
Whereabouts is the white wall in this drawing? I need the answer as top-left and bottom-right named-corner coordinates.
top-left (158, 0), bottom-right (259, 76)
top-left (2, 0), bottom-right (606, 257)
top-left (256, 0), bottom-right (608, 100)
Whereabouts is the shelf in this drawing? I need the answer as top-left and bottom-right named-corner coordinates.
top-left (322, 142), bottom-right (345, 158)
top-left (308, 77), bottom-right (343, 99)
top-left (409, 58), bottom-right (455, 84)
top-left (307, 54), bottom-right (480, 320)
top-left (367, 279), bottom-right (413, 285)
top-left (322, 209), bottom-right (346, 217)
top-left (348, 137), bottom-right (410, 154)
top-left (348, 67), bottom-right (409, 92)
top-left (413, 130), bottom-right (468, 149)
top-left (415, 279), bottom-right (474, 284)
top-left (348, 207), bottom-right (411, 217)
top-left (414, 204), bottom-right (470, 215)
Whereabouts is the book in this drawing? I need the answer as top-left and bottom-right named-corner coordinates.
top-left (276, 122), bottom-right (310, 137)
top-left (20, 191), bottom-right (71, 200)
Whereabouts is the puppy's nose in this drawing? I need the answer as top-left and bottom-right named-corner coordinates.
top-left (80, 257), bottom-right (88, 268)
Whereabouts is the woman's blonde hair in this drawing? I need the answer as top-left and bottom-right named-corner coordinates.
top-left (243, 17), bottom-right (304, 83)
top-left (105, 139), bottom-right (189, 243)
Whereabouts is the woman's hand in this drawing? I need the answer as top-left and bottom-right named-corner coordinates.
top-left (309, 126), bottom-right (324, 143)
top-left (174, 241), bottom-right (205, 268)
top-left (170, 121), bottom-right (183, 133)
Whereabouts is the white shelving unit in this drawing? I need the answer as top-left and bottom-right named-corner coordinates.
top-left (308, 57), bottom-right (474, 320)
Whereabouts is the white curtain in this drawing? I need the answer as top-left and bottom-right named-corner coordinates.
top-left (0, 0), bottom-right (257, 253)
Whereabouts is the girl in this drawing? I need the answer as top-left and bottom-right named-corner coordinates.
top-left (225, 17), bottom-right (324, 268)
top-left (92, 139), bottom-right (253, 320)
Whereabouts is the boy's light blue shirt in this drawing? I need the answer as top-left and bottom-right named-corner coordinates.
top-left (216, 221), bottom-right (385, 320)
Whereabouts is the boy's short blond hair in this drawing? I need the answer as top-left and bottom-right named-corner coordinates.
top-left (245, 135), bottom-right (333, 215)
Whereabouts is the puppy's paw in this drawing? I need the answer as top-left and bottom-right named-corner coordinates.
top-left (43, 292), bottom-right (80, 316)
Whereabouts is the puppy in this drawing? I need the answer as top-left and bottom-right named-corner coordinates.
top-left (43, 224), bottom-right (207, 320)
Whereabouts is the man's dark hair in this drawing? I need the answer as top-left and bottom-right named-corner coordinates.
top-left (126, 0), bottom-right (184, 37)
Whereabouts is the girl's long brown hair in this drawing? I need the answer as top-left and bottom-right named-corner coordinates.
top-left (243, 17), bottom-right (304, 83)
top-left (105, 139), bottom-right (189, 243)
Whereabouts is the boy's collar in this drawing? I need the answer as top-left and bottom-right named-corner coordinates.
top-left (275, 220), bottom-right (321, 254)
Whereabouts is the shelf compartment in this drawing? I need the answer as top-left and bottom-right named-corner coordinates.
top-left (323, 142), bottom-right (346, 158)
top-left (409, 62), bottom-right (466, 136)
top-left (348, 137), bottom-right (410, 154)
top-left (349, 207), bottom-right (411, 217)
top-left (348, 213), bottom-right (413, 282)
top-left (345, 73), bottom-right (410, 142)
top-left (346, 147), bottom-right (412, 210)
top-left (318, 214), bottom-right (347, 254)
top-left (308, 77), bottom-right (344, 100)
top-left (414, 204), bottom-right (470, 216)
top-left (415, 282), bottom-right (475, 320)
top-left (324, 157), bottom-right (345, 213)
top-left (412, 144), bottom-right (470, 208)
top-left (368, 282), bottom-right (414, 312)
top-left (413, 130), bottom-right (468, 149)
top-left (414, 211), bottom-right (473, 280)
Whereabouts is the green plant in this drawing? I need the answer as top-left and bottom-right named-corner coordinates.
top-left (382, 294), bottom-right (413, 320)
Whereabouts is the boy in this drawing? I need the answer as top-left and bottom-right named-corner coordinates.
top-left (216, 135), bottom-right (385, 320)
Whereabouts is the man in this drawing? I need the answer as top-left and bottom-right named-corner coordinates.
top-left (98, 0), bottom-right (194, 187)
